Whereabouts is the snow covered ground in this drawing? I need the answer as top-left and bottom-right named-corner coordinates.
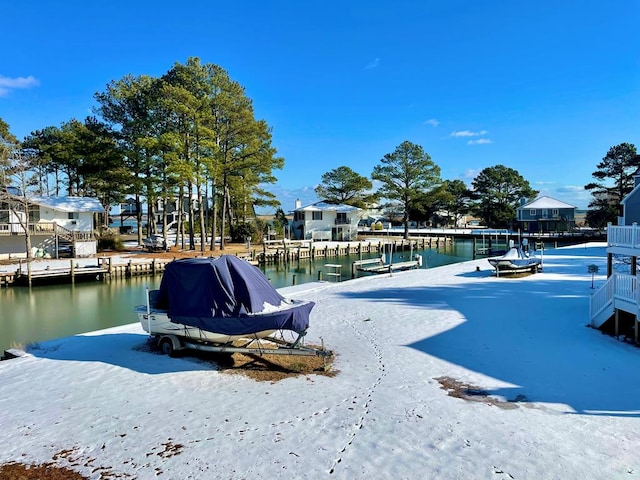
top-left (1, 242), bottom-right (639, 479)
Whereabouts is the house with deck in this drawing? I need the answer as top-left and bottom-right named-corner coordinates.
top-left (590, 169), bottom-right (640, 340)
top-left (0, 195), bottom-right (104, 259)
top-left (516, 196), bottom-right (576, 233)
top-left (291, 200), bottom-right (361, 241)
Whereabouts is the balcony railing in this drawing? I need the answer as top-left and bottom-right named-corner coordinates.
top-left (607, 224), bottom-right (640, 249)
top-left (0, 222), bottom-right (94, 241)
top-left (334, 218), bottom-right (352, 225)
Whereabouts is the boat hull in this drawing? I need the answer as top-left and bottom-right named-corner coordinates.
top-left (136, 306), bottom-right (277, 344)
top-left (488, 258), bottom-right (541, 272)
top-left (487, 246), bottom-right (541, 273)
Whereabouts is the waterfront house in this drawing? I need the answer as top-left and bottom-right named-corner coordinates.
top-left (516, 196), bottom-right (576, 233)
top-left (590, 169), bottom-right (640, 339)
top-left (0, 195), bottom-right (104, 259)
top-left (291, 200), bottom-right (361, 241)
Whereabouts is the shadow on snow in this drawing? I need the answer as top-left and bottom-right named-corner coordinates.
top-left (338, 268), bottom-right (640, 417)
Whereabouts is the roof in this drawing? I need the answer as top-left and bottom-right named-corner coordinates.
top-left (294, 201), bottom-right (360, 212)
top-left (30, 196), bottom-right (105, 213)
top-left (621, 181), bottom-right (640, 206)
top-left (518, 196), bottom-right (576, 210)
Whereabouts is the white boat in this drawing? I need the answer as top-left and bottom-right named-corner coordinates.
top-left (488, 239), bottom-right (541, 273)
top-left (135, 298), bottom-right (312, 345)
top-left (135, 255), bottom-right (324, 357)
top-left (142, 234), bottom-right (168, 251)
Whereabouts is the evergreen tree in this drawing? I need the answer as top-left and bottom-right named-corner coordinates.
top-left (315, 166), bottom-right (376, 208)
top-left (372, 141), bottom-right (441, 239)
top-left (584, 143), bottom-right (639, 225)
top-left (471, 165), bottom-right (537, 228)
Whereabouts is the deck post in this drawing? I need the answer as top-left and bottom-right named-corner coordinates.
top-left (70, 259), bottom-right (75, 284)
top-left (615, 309), bottom-right (619, 338)
top-left (607, 253), bottom-right (613, 278)
top-left (632, 256), bottom-right (637, 276)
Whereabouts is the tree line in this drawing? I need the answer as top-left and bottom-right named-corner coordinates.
top-left (315, 140), bottom-right (538, 239)
top-left (1, 56), bottom-right (637, 252)
top-left (315, 140), bottom-right (640, 238)
top-left (1, 57), bottom-right (283, 252)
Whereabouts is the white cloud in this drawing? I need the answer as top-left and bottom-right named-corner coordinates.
top-left (467, 138), bottom-right (492, 145)
top-left (450, 130), bottom-right (488, 137)
top-left (423, 118), bottom-right (439, 127)
top-left (460, 169), bottom-right (481, 182)
top-left (365, 58), bottom-right (380, 69)
top-left (0, 75), bottom-right (39, 97)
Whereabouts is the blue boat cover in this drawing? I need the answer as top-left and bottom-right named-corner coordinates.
top-left (154, 255), bottom-right (314, 335)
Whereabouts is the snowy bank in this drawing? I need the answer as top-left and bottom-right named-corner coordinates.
top-left (1, 242), bottom-right (639, 479)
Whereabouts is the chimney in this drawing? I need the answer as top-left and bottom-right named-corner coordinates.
top-left (295, 199), bottom-right (302, 209)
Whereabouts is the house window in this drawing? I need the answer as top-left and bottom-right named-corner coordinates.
top-left (0, 209), bottom-right (8, 223)
top-left (29, 206), bottom-right (40, 222)
top-left (336, 212), bottom-right (347, 224)
top-left (553, 209), bottom-right (559, 216)
top-left (530, 209), bottom-right (536, 216)
top-left (68, 212), bottom-right (79, 220)
top-left (294, 211), bottom-right (305, 221)
top-left (312, 211), bottom-right (322, 221)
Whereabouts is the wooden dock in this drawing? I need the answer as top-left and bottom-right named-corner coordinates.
top-left (258, 237), bottom-right (451, 264)
top-left (0, 237), bottom-right (449, 287)
top-left (1, 257), bottom-right (174, 287)
top-left (352, 257), bottom-right (421, 277)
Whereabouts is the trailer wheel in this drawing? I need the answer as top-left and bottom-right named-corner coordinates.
top-left (159, 337), bottom-right (176, 357)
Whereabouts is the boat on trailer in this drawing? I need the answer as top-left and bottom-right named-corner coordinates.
top-left (488, 239), bottom-right (541, 274)
top-left (135, 255), bottom-right (330, 357)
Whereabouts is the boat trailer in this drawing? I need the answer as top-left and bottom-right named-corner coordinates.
top-left (150, 329), bottom-right (332, 359)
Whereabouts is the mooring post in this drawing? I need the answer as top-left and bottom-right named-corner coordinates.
top-left (292, 274), bottom-right (297, 286)
top-left (70, 259), bottom-right (75, 285)
top-left (318, 270), bottom-right (323, 281)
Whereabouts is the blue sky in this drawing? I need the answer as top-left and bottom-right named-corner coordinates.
top-left (2, 1), bottom-right (638, 211)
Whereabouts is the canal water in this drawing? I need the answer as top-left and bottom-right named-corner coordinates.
top-left (0, 240), bottom-right (475, 355)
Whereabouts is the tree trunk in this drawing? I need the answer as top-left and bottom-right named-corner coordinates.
top-left (177, 187), bottom-right (185, 250)
top-left (188, 182), bottom-right (195, 250)
top-left (136, 194), bottom-right (143, 245)
top-left (198, 187), bottom-right (206, 253)
top-left (210, 181), bottom-right (218, 251)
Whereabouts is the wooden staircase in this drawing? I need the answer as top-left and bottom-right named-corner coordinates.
top-left (590, 273), bottom-right (639, 328)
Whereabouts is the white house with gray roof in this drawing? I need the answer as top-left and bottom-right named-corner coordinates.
top-left (0, 195), bottom-right (104, 259)
top-left (291, 200), bottom-right (361, 241)
top-left (516, 196), bottom-right (576, 233)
